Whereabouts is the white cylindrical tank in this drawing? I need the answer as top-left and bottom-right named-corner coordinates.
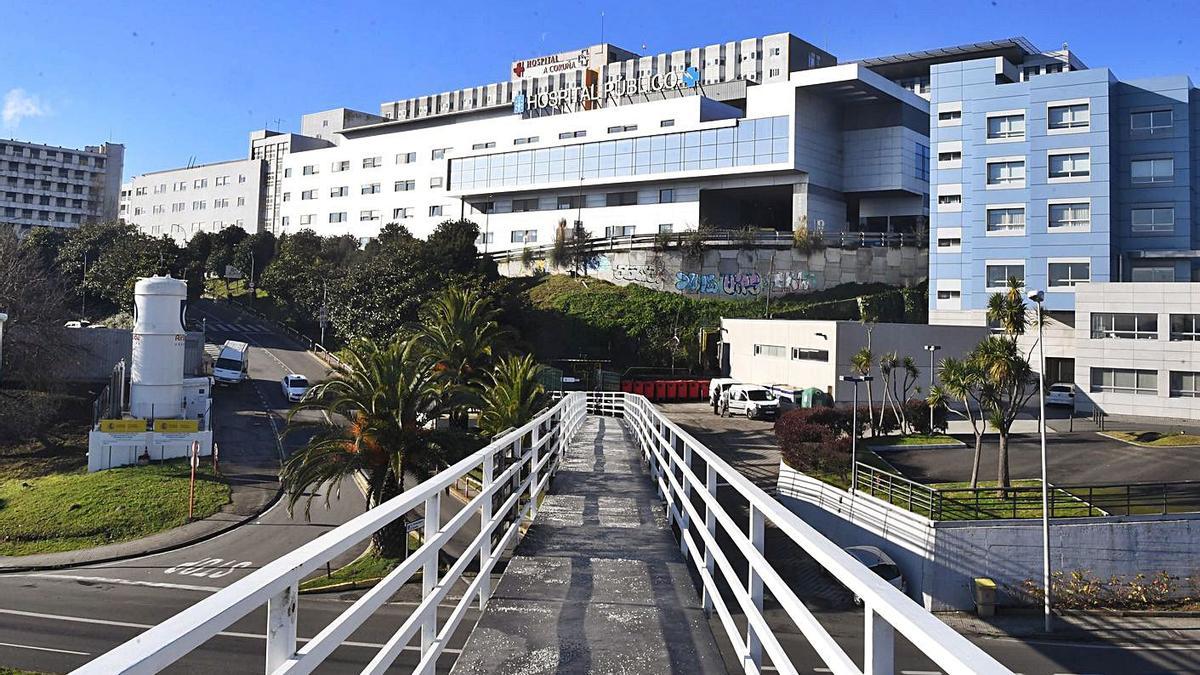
top-left (129, 275), bottom-right (187, 419)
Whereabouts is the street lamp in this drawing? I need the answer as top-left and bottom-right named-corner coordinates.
top-left (840, 374), bottom-right (873, 493)
top-left (923, 344), bottom-right (941, 431)
top-left (0, 312), bottom-right (8, 383)
top-left (1028, 288), bottom-right (1052, 633)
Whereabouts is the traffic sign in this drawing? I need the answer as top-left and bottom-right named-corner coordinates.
top-left (405, 518), bottom-right (425, 532)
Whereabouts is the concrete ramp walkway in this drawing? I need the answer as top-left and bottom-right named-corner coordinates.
top-left (451, 416), bottom-right (726, 674)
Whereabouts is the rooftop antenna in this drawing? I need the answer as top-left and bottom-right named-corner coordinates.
top-left (271, 118), bottom-right (284, 131)
top-left (600, 11), bottom-right (605, 45)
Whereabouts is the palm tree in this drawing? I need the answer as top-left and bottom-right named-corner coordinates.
top-left (936, 356), bottom-right (988, 487)
top-left (987, 277), bottom-right (1031, 337)
top-left (877, 351), bottom-right (899, 433)
top-left (850, 347), bottom-right (876, 435)
top-left (281, 337), bottom-right (454, 557)
top-left (417, 287), bottom-right (510, 429)
top-left (478, 355), bottom-right (548, 438)
top-left (980, 278), bottom-right (1040, 490)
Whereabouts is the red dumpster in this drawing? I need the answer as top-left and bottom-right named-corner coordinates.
top-left (699, 380), bottom-right (710, 402)
top-left (620, 380), bottom-right (634, 393)
top-left (663, 380), bottom-right (678, 402)
top-left (629, 380), bottom-right (645, 398)
top-left (687, 380), bottom-right (702, 401)
top-left (653, 380), bottom-right (668, 402)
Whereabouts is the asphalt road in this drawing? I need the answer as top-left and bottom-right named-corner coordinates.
top-left (0, 299), bottom-right (470, 673)
top-left (662, 402), bottom-right (1200, 675)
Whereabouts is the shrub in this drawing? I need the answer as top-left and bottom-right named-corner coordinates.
top-left (792, 226), bottom-right (825, 255)
top-left (775, 406), bottom-right (854, 438)
top-left (1018, 570), bottom-right (1183, 610)
top-left (902, 399), bottom-right (948, 434)
top-left (781, 434), bottom-right (851, 477)
top-left (774, 417), bottom-right (834, 448)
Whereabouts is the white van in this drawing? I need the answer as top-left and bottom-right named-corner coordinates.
top-left (709, 377), bottom-right (737, 411)
top-left (213, 340), bottom-right (250, 385)
top-left (723, 384), bottom-right (780, 420)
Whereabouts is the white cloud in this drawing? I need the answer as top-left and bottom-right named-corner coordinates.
top-left (3, 88), bottom-right (49, 128)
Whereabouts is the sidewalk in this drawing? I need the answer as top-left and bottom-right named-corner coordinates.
top-left (939, 609), bottom-right (1200, 647)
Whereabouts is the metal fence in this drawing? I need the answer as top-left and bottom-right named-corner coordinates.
top-left (855, 463), bottom-right (1200, 520)
top-left (76, 392), bottom-right (588, 675)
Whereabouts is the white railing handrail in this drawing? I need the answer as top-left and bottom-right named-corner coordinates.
top-left (612, 393), bottom-right (1010, 675)
top-left (76, 392), bottom-right (588, 675)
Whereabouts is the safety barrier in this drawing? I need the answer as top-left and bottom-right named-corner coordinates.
top-left (75, 392), bottom-right (587, 675)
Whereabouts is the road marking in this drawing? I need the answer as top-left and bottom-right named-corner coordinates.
top-left (0, 640), bottom-right (91, 656)
top-left (13, 574), bottom-right (221, 593)
top-left (0, 607), bottom-right (463, 654)
top-left (987, 635), bottom-right (1200, 651)
top-left (163, 558), bottom-right (254, 579)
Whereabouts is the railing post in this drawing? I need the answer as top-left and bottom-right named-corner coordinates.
top-left (529, 424), bottom-right (541, 520)
top-left (702, 462), bottom-right (718, 616)
top-left (864, 605), bottom-right (895, 675)
top-left (265, 581), bottom-right (298, 672)
top-left (745, 504), bottom-right (765, 671)
top-left (680, 435), bottom-right (692, 558)
top-left (478, 452), bottom-right (495, 609)
top-left (422, 492), bottom-right (441, 653)
top-left (664, 427), bottom-right (675, 528)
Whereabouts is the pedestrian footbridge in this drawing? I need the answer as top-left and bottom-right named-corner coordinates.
top-left (75, 393), bottom-right (1010, 675)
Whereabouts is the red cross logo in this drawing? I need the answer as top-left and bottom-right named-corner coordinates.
top-left (513, 62), bottom-right (526, 77)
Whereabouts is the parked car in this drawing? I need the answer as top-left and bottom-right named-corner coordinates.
top-left (844, 545), bottom-right (906, 605)
top-left (708, 377), bottom-right (737, 412)
top-left (723, 384), bottom-right (779, 420)
top-left (280, 373), bottom-right (310, 402)
top-left (1046, 383), bottom-right (1076, 407)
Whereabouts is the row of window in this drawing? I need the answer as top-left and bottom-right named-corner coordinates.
top-left (5, 177), bottom-right (90, 195)
top-left (137, 196), bottom-right (247, 215)
top-left (281, 205), bottom-right (445, 227)
top-left (284, 179), bottom-right (444, 201)
top-left (937, 202), bottom-right (1179, 237)
top-left (752, 344), bottom-right (831, 362)
top-left (3, 192), bottom-right (87, 206)
top-left (0, 208), bottom-right (86, 223)
top-left (474, 223), bottom-right (677, 246)
top-left (1091, 368), bottom-right (1200, 398)
top-left (286, 149), bottom-right (452, 177)
top-left (2, 162), bottom-right (95, 180)
top-left (1090, 313), bottom-right (1200, 341)
top-left (981, 261), bottom-right (1092, 289)
top-left (940, 102), bottom-right (1175, 139)
top-left (0, 144), bottom-right (106, 167)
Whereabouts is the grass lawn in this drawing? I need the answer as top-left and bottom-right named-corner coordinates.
top-left (867, 434), bottom-right (960, 447)
top-left (929, 480), bottom-right (1098, 519)
top-left (0, 459), bottom-right (230, 557)
top-left (300, 534), bottom-right (421, 592)
top-left (1104, 431), bottom-right (1200, 447)
top-left (806, 449), bottom-right (898, 492)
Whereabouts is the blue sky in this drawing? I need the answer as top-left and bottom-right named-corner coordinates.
top-left (2, 0), bottom-right (1196, 178)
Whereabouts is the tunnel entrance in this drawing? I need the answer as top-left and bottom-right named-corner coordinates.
top-left (698, 184), bottom-right (793, 232)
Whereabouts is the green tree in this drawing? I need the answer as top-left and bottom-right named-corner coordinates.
top-left (233, 230), bottom-right (277, 286)
top-left (56, 221), bottom-right (173, 313)
top-left (568, 221), bottom-right (599, 276)
top-left (417, 288), bottom-right (510, 429)
top-left (281, 338), bottom-right (457, 557)
top-left (478, 354), bottom-right (547, 437)
top-left (934, 356), bottom-right (990, 487)
top-left (849, 347), bottom-right (876, 436)
top-left (978, 277), bottom-right (1039, 490)
top-left (206, 225), bottom-right (248, 279)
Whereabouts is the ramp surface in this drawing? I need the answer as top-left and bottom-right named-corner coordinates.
top-left (451, 416), bottom-right (726, 674)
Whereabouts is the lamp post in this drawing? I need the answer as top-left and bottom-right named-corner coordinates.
top-left (1028, 288), bottom-right (1052, 633)
top-left (923, 344), bottom-right (941, 431)
top-left (840, 374), bottom-right (873, 493)
top-left (0, 312), bottom-right (8, 383)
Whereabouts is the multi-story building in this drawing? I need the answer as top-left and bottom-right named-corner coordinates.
top-left (119, 158), bottom-right (264, 240)
top-left (920, 39), bottom-right (1200, 418)
top-left (0, 139), bottom-right (123, 230)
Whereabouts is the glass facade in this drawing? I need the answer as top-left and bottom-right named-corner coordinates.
top-left (449, 116), bottom-right (790, 191)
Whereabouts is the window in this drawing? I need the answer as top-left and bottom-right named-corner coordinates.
top-left (395, 152), bottom-right (416, 164)
top-left (1131, 110), bottom-right (1173, 135)
top-left (359, 210), bottom-right (380, 221)
top-left (471, 142), bottom-right (496, 150)
top-left (938, 110), bottom-right (962, 123)
top-left (513, 136), bottom-right (539, 145)
top-left (556, 196), bottom-right (581, 210)
top-left (301, 190), bottom-right (316, 200)
top-left (607, 124), bottom-right (637, 134)
top-left (987, 113), bottom-right (1025, 140)
top-left (1048, 261), bottom-right (1090, 288)
top-left (511, 198), bottom-right (539, 212)
top-left (477, 232), bottom-right (495, 245)
top-left (429, 205), bottom-right (444, 217)
top-left (769, 68), bottom-right (781, 77)
top-left (238, 174), bottom-right (247, 183)
top-left (938, 150), bottom-right (962, 163)
top-left (1170, 372), bottom-right (1200, 398)
top-left (192, 200), bottom-right (206, 210)
top-left (915, 143), bottom-right (930, 181)
top-left (986, 206), bottom-right (1025, 233)
top-left (429, 177), bottom-right (443, 188)
top-left (395, 180), bottom-right (416, 192)
top-left (237, 197), bottom-right (245, 206)
top-left (1048, 103), bottom-right (1090, 131)
top-left (1170, 315), bottom-right (1200, 341)
top-left (329, 212), bottom-right (347, 223)
top-left (1091, 313), bottom-right (1158, 339)
top-left (1131, 158), bottom-right (1174, 184)
top-left (937, 237), bottom-right (962, 248)
top-left (658, 223), bottom-right (673, 234)
top-left (299, 214), bottom-right (313, 225)
top-left (431, 148), bottom-right (448, 160)
top-left (605, 225), bottom-right (635, 237)
top-left (936, 289), bottom-right (962, 300)
top-left (937, 194), bottom-right (962, 206)
top-left (1131, 207), bottom-right (1174, 233)
top-left (606, 191), bottom-right (638, 207)
top-left (1131, 266), bottom-right (1175, 282)
top-left (332, 160), bottom-right (350, 172)
top-left (215, 176), bottom-right (229, 186)
top-left (194, 178), bottom-right (208, 188)
top-left (986, 263), bottom-right (1024, 289)
top-left (362, 156), bottom-right (381, 168)
top-left (1048, 152), bottom-right (1090, 180)
top-left (753, 344), bottom-right (786, 358)
top-left (1091, 368), bottom-right (1157, 395)
top-left (1049, 202), bottom-right (1090, 230)
top-left (510, 229), bottom-right (537, 243)
top-left (791, 347), bottom-right (829, 362)
top-left (658, 188), bottom-right (675, 204)
top-left (330, 186), bottom-right (348, 198)
top-left (214, 198), bottom-right (229, 208)
top-left (558, 130), bottom-right (586, 139)
top-left (302, 165), bottom-right (318, 176)
top-left (987, 159), bottom-right (1026, 187)
top-left (284, 169), bottom-right (292, 178)
top-left (660, 119), bottom-right (675, 128)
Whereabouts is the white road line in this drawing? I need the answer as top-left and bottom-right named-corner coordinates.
top-left (13, 574), bottom-right (222, 593)
top-left (0, 640), bottom-right (91, 656)
top-left (0, 608), bottom-right (462, 654)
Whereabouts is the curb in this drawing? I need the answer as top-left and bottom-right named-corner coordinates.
top-left (869, 442), bottom-right (966, 451)
top-left (1098, 431), bottom-right (1200, 449)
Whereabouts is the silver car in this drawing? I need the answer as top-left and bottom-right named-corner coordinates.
top-left (845, 545), bottom-right (906, 604)
top-left (280, 374), bottom-right (310, 402)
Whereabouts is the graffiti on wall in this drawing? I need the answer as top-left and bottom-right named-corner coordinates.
top-left (674, 270), bottom-right (818, 296)
top-left (613, 263), bottom-right (662, 284)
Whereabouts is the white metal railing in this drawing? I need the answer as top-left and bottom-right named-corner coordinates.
top-left (615, 392), bottom-right (1011, 675)
top-left (75, 392), bottom-right (588, 675)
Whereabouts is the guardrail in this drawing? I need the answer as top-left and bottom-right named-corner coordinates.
top-left (488, 229), bottom-right (922, 263)
top-left (223, 297), bottom-right (347, 372)
top-left (855, 463), bottom-right (1200, 520)
top-left (616, 393), bottom-right (1009, 675)
top-left (76, 392), bottom-right (587, 675)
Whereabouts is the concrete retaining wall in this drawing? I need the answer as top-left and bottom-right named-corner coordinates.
top-left (497, 244), bottom-right (927, 299)
top-left (777, 464), bottom-right (1200, 611)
